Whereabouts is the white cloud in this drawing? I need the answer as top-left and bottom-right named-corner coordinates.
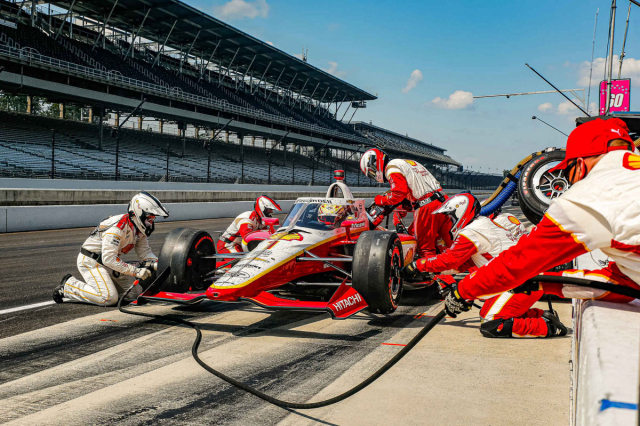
top-left (557, 100), bottom-right (576, 115)
top-left (324, 61), bottom-right (346, 78)
top-left (401, 69), bottom-right (423, 93)
top-left (538, 102), bottom-right (553, 113)
top-left (215, 0), bottom-right (269, 20)
top-left (265, 41), bottom-right (274, 46)
top-left (431, 90), bottom-right (474, 109)
top-left (577, 55), bottom-right (640, 86)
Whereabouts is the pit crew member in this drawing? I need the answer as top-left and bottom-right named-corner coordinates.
top-left (217, 195), bottom-right (282, 254)
top-left (404, 193), bottom-right (566, 337)
top-left (360, 148), bottom-right (453, 257)
top-left (53, 191), bottom-right (169, 306)
top-left (445, 117), bottom-right (640, 317)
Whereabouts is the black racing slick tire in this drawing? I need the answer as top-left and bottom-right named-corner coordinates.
top-left (157, 227), bottom-right (216, 293)
top-left (517, 149), bottom-right (570, 224)
top-left (352, 231), bottom-right (403, 314)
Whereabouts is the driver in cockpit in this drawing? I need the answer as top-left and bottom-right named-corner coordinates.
top-left (317, 204), bottom-right (351, 229)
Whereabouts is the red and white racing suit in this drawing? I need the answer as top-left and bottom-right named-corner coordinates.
top-left (458, 150), bottom-right (640, 304)
top-left (376, 159), bottom-right (453, 257)
top-left (64, 214), bottom-right (157, 306)
top-left (217, 211), bottom-right (264, 254)
top-left (415, 215), bottom-right (550, 337)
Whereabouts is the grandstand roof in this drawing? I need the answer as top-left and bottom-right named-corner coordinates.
top-left (49, 0), bottom-right (377, 102)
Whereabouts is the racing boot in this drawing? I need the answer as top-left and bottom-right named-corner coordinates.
top-left (543, 310), bottom-right (568, 337)
top-left (53, 274), bottom-right (72, 303)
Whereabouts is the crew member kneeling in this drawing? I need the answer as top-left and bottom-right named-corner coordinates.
top-left (360, 148), bottom-right (453, 258)
top-left (53, 192), bottom-right (169, 306)
top-left (217, 195), bottom-right (282, 254)
top-left (404, 193), bottom-right (567, 338)
top-left (445, 118), bottom-right (640, 317)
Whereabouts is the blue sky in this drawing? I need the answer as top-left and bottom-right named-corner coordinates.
top-left (187, 0), bottom-right (640, 171)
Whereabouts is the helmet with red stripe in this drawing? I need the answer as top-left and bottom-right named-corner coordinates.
top-left (255, 195), bottom-right (282, 222)
top-left (359, 148), bottom-right (389, 183)
top-left (433, 193), bottom-right (480, 239)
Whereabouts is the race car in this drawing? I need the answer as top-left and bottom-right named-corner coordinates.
top-left (137, 172), bottom-right (418, 319)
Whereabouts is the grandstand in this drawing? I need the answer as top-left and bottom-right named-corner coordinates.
top-left (0, 0), bottom-right (501, 189)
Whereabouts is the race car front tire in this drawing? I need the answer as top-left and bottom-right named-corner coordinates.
top-left (157, 227), bottom-right (216, 293)
top-left (352, 231), bottom-right (403, 314)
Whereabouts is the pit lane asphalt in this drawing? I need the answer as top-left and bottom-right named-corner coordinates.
top-left (0, 207), bottom-right (529, 425)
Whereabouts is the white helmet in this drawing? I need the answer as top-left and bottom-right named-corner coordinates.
top-left (433, 193), bottom-right (480, 239)
top-left (359, 148), bottom-right (389, 183)
top-left (128, 191), bottom-right (170, 236)
top-left (255, 195), bottom-right (282, 222)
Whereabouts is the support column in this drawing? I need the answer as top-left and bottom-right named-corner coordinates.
top-left (195, 126), bottom-right (200, 139)
top-left (27, 95), bottom-right (32, 114)
top-left (98, 107), bottom-right (104, 150)
top-left (225, 131), bottom-right (229, 143)
top-left (238, 132), bottom-right (244, 184)
top-left (88, 107), bottom-right (93, 123)
top-left (115, 111), bottom-right (120, 126)
top-left (251, 135), bottom-right (255, 147)
top-left (60, 103), bottom-right (65, 119)
top-left (138, 116), bottom-right (142, 130)
top-left (159, 119), bottom-right (164, 134)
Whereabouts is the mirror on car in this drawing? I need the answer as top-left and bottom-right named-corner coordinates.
top-left (263, 217), bottom-right (280, 233)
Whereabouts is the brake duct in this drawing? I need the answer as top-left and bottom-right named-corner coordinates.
top-left (118, 271), bottom-right (640, 410)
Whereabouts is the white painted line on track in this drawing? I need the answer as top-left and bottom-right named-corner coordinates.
top-left (0, 300), bottom-right (56, 316)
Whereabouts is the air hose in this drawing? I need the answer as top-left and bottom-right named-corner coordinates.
top-left (118, 273), bottom-right (640, 409)
top-left (479, 149), bottom-right (553, 217)
top-left (118, 283), bottom-right (446, 409)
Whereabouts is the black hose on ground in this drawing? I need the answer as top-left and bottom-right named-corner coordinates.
top-left (118, 280), bottom-right (446, 409)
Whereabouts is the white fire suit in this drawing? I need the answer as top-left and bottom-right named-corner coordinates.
top-left (64, 214), bottom-right (157, 306)
top-left (217, 211), bottom-right (264, 253)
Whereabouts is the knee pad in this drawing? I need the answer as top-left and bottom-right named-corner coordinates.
top-left (480, 318), bottom-right (513, 338)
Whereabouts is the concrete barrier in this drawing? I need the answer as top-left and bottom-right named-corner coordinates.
top-left (0, 200), bottom-right (299, 232)
top-left (571, 250), bottom-right (640, 426)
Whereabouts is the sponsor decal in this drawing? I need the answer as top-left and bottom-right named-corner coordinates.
top-left (622, 153), bottom-right (640, 171)
top-left (404, 247), bottom-right (414, 263)
top-left (405, 160), bottom-right (418, 166)
top-left (269, 232), bottom-right (304, 241)
top-left (121, 243), bottom-right (135, 254)
top-left (508, 216), bottom-right (521, 225)
top-left (332, 293), bottom-right (363, 312)
top-left (349, 221), bottom-right (366, 229)
top-left (224, 271), bottom-right (251, 279)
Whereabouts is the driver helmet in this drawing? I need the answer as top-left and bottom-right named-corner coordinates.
top-left (433, 193), bottom-right (480, 239)
top-left (255, 195), bottom-right (282, 223)
top-left (359, 148), bottom-right (389, 183)
top-left (318, 203), bottom-right (348, 227)
top-left (128, 191), bottom-right (170, 237)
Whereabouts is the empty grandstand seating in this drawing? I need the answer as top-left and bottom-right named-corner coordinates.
top-left (0, 112), bottom-right (364, 185)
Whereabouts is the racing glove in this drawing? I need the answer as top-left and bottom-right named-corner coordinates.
top-left (373, 194), bottom-right (386, 206)
top-left (134, 267), bottom-right (153, 280)
top-left (443, 284), bottom-right (473, 318)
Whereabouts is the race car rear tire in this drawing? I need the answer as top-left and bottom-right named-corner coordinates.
top-left (157, 227), bottom-right (216, 293)
top-left (517, 149), bottom-right (569, 224)
top-left (352, 231), bottom-right (403, 314)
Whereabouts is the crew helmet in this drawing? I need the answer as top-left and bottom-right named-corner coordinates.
top-left (433, 193), bottom-right (480, 239)
top-left (255, 195), bottom-right (282, 222)
top-left (128, 191), bottom-right (170, 236)
top-left (317, 203), bottom-right (349, 227)
top-left (359, 148), bottom-right (389, 183)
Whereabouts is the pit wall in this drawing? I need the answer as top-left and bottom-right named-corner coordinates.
top-left (571, 250), bottom-right (640, 425)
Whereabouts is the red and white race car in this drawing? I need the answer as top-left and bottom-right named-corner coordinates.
top-left (139, 175), bottom-right (418, 319)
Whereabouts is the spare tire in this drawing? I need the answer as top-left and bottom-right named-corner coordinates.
top-left (517, 149), bottom-right (570, 224)
top-left (157, 227), bottom-right (216, 293)
top-left (352, 231), bottom-right (403, 314)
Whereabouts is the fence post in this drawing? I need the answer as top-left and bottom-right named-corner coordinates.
top-left (207, 142), bottom-right (211, 183)
top-left (239, 133), bottom-right (244, 184)
top-left (51, 129), bottom-right (55, 179)
top-left (115, 130), bottom-right (120, 181)
top-left (165, 142), bottom-right (170, 182)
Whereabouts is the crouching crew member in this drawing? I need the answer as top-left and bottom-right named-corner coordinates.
top-left (404, 193), bottom-right (567, 338)
top-left (217, 195), bottom-right (281, 254)
top-left (359, 148), bottom-right (453, 258)
top-left (53, 192), bottom-right (169, 307)
top-left (445, 118), bottom-right (640, 318)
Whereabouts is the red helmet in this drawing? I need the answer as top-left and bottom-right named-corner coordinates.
top-left (359, 148), bottom-right (389, 183)
top-left (255, 195), bottom-right (282, 222)
top-left (433, 193), bottom-right (480, 238)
